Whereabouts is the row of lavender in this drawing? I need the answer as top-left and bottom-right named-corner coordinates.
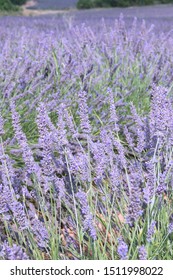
top-left (0, 15), bottom-right (173, 259)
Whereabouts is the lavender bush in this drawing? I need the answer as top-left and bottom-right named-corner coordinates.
top-left (0, 13), bottom-right (173, 260)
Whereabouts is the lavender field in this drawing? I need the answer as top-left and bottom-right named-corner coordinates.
top-left (1, 7), bottom-right (173, 260)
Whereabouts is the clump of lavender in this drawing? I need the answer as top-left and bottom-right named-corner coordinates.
top-left (73, 152), bottom-right (90, 182)
top-left (147, 221), bottom-right (156, 242)
top-left (113, 138), bottom-right (127, 169)
top-left (10, 100), bottom-right (38, 175)
top-left (143, 160), bottom-right (155, 204)
top-left (168, 223), bottom-right (173, 234)
top-left (0, 114), bottom-right (4, 136)
top-left (12, 201), bottom-right (28, 231)
top-left (56, 104), bottom-right (68, 147)
top-left (130, 103), bottom-right (145, 153)
top-left (138, 245), bottom-right (147, 260)
top-left (0, 242), bottom-right (29, 260)
top-left (1, 14), bottom-right (173, 261)
top-left (117, 237), bottom-right (128, 260)
top-left (126, 168), bottom-right (143, 226)
top-left (77, 91), bottom-right (91, 136)
top-left (54, 177), bottom-right (66, 200)
top-left (0, 184), bottom-right (10, 214)
top-left (168, 214), bottom-right (173, 234)
top-left (108, 88), bottom-right (119, 133)
top-left (29, 211), bottom-right (49, 249)
top-left (124, 126), bottom-right (134, 150)
top-left (91, 141), bottom-right (107, 181)
top-left (36, 103), bottom-right (54, 178)
top-left (149, 85), bottom-right (173, 145)
top-left (76, 190), bottom-right (96, 240)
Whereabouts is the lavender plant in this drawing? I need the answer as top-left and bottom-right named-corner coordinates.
top-left (0, 13), bottom-right (173, 260)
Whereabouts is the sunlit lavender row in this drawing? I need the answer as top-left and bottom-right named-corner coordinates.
top-left (1, 14), bottom-right (173, 260)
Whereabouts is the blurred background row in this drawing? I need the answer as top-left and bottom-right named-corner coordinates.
top-left (1, 0), bottom-right (173, 12)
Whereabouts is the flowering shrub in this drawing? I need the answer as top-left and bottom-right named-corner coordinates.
top-left (0, 14), bottom-right (173, 260)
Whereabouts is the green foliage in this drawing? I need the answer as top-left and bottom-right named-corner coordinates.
top-left (10, 0), bottom-right (27, 5)
top-left (77, 0), bottom-right (169, 9)
top-left (159, 0), bottom-right (173, 3)
top-left (0, 0), bottom-right (16, 11)
top-left (77, 0), bottom-right (94, 9)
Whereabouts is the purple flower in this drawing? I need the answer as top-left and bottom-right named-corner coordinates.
top-left (29, 213), bottom-right (49, 249)
top-left (108, 88), bottom-right (119, 133)
top-left (0, 185), bottom-right (14, 217)
top-left (10, 100), bottom-right (38, 175)
top-left (0, 114), bottom-right (4, 136)
top-left (77, 91), bottom-right (91, 135)
top-left (73, 152), bottom-right (90, 182)
top-left (113, 138), bottom-right (127, 168)
top-left (54, 177), bottom-right (66, 199)
top-left (143, 160), bottom-right (155, 204)
top-left (147, 221), bottom-right (156, 242)
top-left (124, 126), bottom-right (134, 149)
top-left (0, 184), bottom-right (9, 214)
top-left (12, 201), bottom-right (28, 230)
top-left (149, 85), bottom-right (173, 144)
top-left (138, 245), bottom-right (147, 260)
top-left (117, 237), bottom-right (128, 260)
top-left (168, 223), bottom-right (173, 234)
top-left (126, 167), bottom-right (143, 225)
top-left (130, 103), bottom-right (145, 153)
top-left (56, 104), bottom-right (68, 147)
top-left (36, 103), bottom-right (56, 183)
top-left (91, 141), bottom-right (107, 181)
top-left (76, 190), bottom-right (96, 240)
top-left (0, 242), bottom-right (29, 260)
top-left (64, 107), bottom-right (76, 136)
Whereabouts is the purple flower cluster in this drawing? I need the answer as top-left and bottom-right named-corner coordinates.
top-left (0, 14), bottom-right (173, 260)
top-left (138, 245), bottom-right (147, 260)
top-left (76, 190), bottom-right (96, 240)
top-left (117, 237), bottom-right (128, 260)
top-left (126, 166), bottom-right (143, 225)
top-left (147, 221), bottom-right (156, 243)
top-left (0, 242), bottom-right (29, 260)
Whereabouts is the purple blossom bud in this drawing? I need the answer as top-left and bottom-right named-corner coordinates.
top-left (0, 114), bottom-right (4, 136)
top-left (78, 91), bottom-right (91, 135)
top-left (108, 88), bottom-right (119, 133)
top-left (12, 201), bottom-right (28, 230)
top-left (130, 103), bottom-right (145, 153)
top-left (113, 138), bottom-right (127, 168)
top-left (10, 100), bottom-right (38, 175)
top-left (91, 141), bottom-right (107, 181)
top-left (138, 245), bottom-right (147, 260)
top-left (29, 214), bottom-right (49, 249)
top-left (126, 168), bottom-right (143, 225)
top-left (124, 126), bottom-right (134, 149)
top-left (149, 85), bottom-right (173, 144)
top-left (147, 221), bottom-right (156, 242)
top-left (117, 237), bottom-right (128, 260)
top-left (168, 223), bottom-right (173, 234)
top-left (76, 190), bottom-right (96, 240)
top-left (143, 160), bottom-right (155, 204)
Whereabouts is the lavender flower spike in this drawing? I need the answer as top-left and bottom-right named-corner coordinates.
top-left (138, 245), bottom-right (147, 260)
top-left (117, 237), bottom-right (128, 260)
top-left (76, 190), bottom-right (97, 240)
top-left (147, 221), bottom-right (156, 242)
top-left (0, 242), bottom-right (29, 260)
top-left (78, 91), bottom-right (91, 135)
